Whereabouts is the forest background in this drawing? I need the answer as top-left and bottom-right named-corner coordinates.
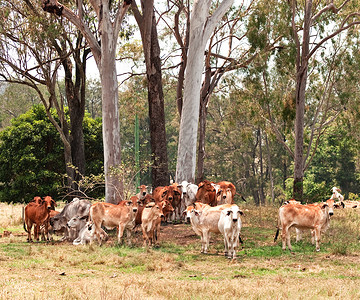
top-left (0, 0), bottom-right (360, 205)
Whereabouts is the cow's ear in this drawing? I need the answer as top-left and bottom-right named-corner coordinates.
top-left (341, 202), bottom-right (345, 208)
top-left (194, 210), bottom-right (201, 216)
top-left (52, 200), bottom-right (57, 207)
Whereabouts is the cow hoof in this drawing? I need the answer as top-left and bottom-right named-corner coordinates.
top-left (316, 248), bottom-right (320, 252)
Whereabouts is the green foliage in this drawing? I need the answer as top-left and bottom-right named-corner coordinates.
top-left (0, 105), bottom-right (104, 203)
top-left (0, 105), bottom-right (64, 202)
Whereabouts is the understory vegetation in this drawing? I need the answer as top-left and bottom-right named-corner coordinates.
top-left (0, 203), bottom-right (359, 299)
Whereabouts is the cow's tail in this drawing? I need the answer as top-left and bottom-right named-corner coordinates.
top-left (274, 228), bottom-right (280, 242)
top-left (274, 215), bottom-right (281, 242)
top-left (22, 206), bottom-right (28, 233)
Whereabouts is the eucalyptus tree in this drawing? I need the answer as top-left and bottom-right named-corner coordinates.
top-left (131, 0), bottom-right (169, 188)
top-left (42, 0), bottom-right (132, 203)
top-left (288, 0), bottom-right (360, 200)
top-left (175, 0), bottom-right (236, 183)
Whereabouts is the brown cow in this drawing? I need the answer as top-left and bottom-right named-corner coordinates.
top-left (274, 202), bottom-right (332, 252)
top-left (24, 196), bottom-right (56, 242)
top-left (195, 180), bottom-right (217, 207)
top-left (153, 184), bottom-right (182, 221)
top-left (89, 200), bottom-right (138, 245)
top-left (215, 181), bottom-right (236, 205)
top-left (141, 202), bottom-right (165, 247)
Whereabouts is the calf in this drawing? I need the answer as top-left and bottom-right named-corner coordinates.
top-left (90, 200), bottom-right (138, 245)
top-left (330, 187), bottom-right (344, 202)
top-left (136, 185), bottom-right (149, 200)
top-left (141, 202), bottom-right (164, 247)
top-left (218, 205), bottom-right (243, 259)
top-left (274, 202), bottom-right (332, 252)
top-left (293, 199), bottom-right (335, 243)
top-left (186, 204), bottom-right (233, 253)
top-left (73, 221), bottom-right (96, 245)
top-left (50, 198), bottom-right (91, 242)
top-left (24, 196), bottom-right (55, 242)
top-left (179, 181), bottom-right (199, 209)
top-left (67, 215), bottom-right (88, 241)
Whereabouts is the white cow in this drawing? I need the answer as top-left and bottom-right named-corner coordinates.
top-left (330, 187), bottom-right (344, 202)
top-left (184, 204), bottom-right (233, 254)
top-left (218, 205), bottom-right (243, 259)
top-left (179, 181), bottom-right (199, 216)
top-left (73, 221), bottom-right (96, 245)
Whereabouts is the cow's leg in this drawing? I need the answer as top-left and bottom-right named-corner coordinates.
top-left (34, 224), bottom-right (40, 241)
top-left (295, 228), bottom-right (302, 242)
top-left (117, 224), bottom-right (126, 244)
top-left (125, 227), bottom-right (132, 246)
top-left (281, 226), bottom-right (287, 250)
top-left (141, 226), bottom-right (149, 247)
top-left (26, 221), bottom-right (33, 242)
top-left (203, 230), bottom-right (210, 254)
top-left (286, 228), bottom-right (292, 251)
top-left (311, 229), bottom-right (315, 245)
top-left (200, 231), bottom-right (205, 253)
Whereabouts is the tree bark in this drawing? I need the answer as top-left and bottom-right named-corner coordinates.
top-left (175, 0), bottom-right (234, 183)
top-left (132, 1), bottom-right (169, 188)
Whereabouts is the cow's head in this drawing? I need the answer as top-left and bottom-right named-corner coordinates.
top-left (138, 185), bottom-right (148, 197)
top-left (183, 206), bottom-right (194, 223)
top-left (43, 196), bottom-right (56, 210)
top-left (325, 199), bottom-right (335, 216)
top-left (50, 214), bottom-right (67, 231)
top-left (67, 215), bottom-right (87, 228)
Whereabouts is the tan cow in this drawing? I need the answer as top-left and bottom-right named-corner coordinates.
top-left (342, 200), bottom-right (360, 209)
top-left (90, 200), bottom-right (138, 245)
top-left (141, 202), bottom-right (165, 247)
top-left (274, 202), bottom-right (332, 252)
top-left (136, 185), bottom-right (149, 200)
top-left (216, 181), bottom-right (236, 205)
top-left (286, 199), bottom-right (336, 243)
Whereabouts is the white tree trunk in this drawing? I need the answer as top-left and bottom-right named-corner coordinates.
top-left (99, 5), bottom-right (123, 204)
top-left (175, 0), bottom-right (234, 183)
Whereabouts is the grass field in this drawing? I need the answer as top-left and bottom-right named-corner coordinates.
top-left (0, 202), bottom-right (360, 299)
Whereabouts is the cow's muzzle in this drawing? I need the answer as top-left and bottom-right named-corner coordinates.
top-left (233, 218), bottom-right (238, 223)
top-left (329, 211), bottom-right (334, 216)
top-left (186, 217), bottom-right (190, 223)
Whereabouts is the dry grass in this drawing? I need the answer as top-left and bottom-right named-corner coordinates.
top-left (0, 203), bottom-right (360, 299)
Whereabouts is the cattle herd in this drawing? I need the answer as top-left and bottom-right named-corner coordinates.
top-left (22, 183), bottom-right (359, 258)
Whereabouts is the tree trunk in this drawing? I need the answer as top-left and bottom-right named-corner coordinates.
top-left (293, 0), bottom-right (311, 201)
top-left (265, 134), bottom-right (275, 203)
top-left (175, 0), bottom-right (234, 183)
top-left (132, 1), bottom-right (169, 188)
top-left (100, 25), bottom-right (123, 204)
top-left (196, 99), bottom-right (207, 184)
top-left (147, 15), bottom-right (169, 188)
top-left (258, 129), bottom-right (265, 205)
